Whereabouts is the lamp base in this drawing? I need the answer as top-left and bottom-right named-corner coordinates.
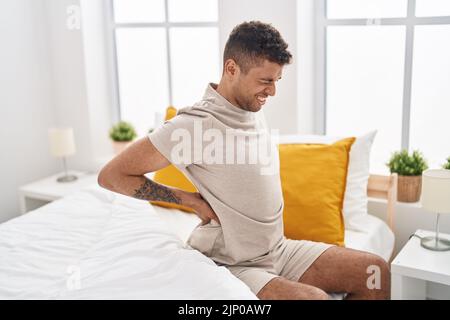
top-left (420, 236), bottom-right (450, 251)
top-left (56, 174), bottom-right (78, 183)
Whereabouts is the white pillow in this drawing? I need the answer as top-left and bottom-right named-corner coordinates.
top-left (343, 131), bottom-right (377, 231)
top-left (277, 131), bottom-right (377, 232)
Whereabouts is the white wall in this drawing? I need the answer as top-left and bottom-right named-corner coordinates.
top-left (80, 0), bottom-right (115, 168)
top-left (0, 0), bottom-right (113, 222)
top-left (0, 0), bottom-right (59, 223)
top-left (44, 0), bottom-right (100, 173)
top-left (42, 0), bottom-right (115, 173)
top-left (297, 0), bottom-right (316, 134)
top-left (218, 0), bottom-right (298, 134)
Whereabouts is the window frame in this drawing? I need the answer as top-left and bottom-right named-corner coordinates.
top-left (315, 0), bottom-right (450, 152)
top-left (106, 0), bottom-right (220, 123)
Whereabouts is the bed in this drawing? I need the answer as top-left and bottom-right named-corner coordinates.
top-left (0, 176), bottom-right (395, 300)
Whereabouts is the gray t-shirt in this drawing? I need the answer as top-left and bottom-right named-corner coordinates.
top-left (148, 83), bottom-right (284, 266)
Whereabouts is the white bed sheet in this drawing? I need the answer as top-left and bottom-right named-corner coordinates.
top-left (153, 206), bottom-right (394, 262)
top-left (344, 215), bottom-right (394, 262)
top-left (0, 186), bottom-right (256, 300)
top-left (0, 185), bottom-right (394, 300)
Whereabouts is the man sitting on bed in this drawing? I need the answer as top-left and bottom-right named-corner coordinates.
top-left (98, 21), bottom-right (390, 300)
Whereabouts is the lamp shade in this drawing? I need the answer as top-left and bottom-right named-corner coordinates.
top-left (421, 169), bottom-right (450, 214)
top-left (48, 127), bottom-right (76, 157)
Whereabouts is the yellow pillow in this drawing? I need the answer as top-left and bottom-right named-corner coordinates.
top-left (164, 105), bottom-right (177, 120)
top-left (150, 106), bottom-right (198, 213)
top-left (279, 138), bottom-right (355, 246)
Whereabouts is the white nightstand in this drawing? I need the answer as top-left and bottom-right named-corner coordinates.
top-left (391, 229), bottom-right (450, 300)
top-left (18, 171), bottom-right (98, 214)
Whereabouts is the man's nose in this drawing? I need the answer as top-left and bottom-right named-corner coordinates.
top-left (266, 83), bottom-right (276, 97)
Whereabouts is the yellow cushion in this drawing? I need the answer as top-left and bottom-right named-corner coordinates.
top-left (150, 106), bottom-right (198, 213)
top-left (279, 137), bottom-right (355, 246)
top-left (165, 105), bottom-right (177, 121)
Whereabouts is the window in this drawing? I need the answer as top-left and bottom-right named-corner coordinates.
top-left (109, 0), bottom-right (220, 136)
top-left (317, 0), bottom-right (450, 174)
top-left (326, 26), bottom-right (405, 173)
top-left (409, 25), bottom-right (450, 169)
top-left (327, 0), bottom-right (408, 19)
top-left (415, 0), bottom-right (450, 17)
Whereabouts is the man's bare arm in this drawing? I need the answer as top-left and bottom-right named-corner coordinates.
top-left (133, 178), bottom-right (181, 203)
top-left (99, 137), bottom-right (191, 205)
top-left (98, 137), bottom-right (219, 224)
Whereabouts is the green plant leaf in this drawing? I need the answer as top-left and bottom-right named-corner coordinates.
top-left (444, 157), bottom-right (450, 170)
top-left (386, 149), bottom-right (428, 176)
top-left (109, 121), bottom-right (137, 142)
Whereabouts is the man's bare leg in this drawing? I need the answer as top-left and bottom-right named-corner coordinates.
top-left (257, 277), bottom-right (329, 300)
top-left (298, 246), bottom-right (390, 300)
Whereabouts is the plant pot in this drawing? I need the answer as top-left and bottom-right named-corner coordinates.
top-left (112, 140), bottom-right (133, 155)
top-left (397, 175), bottom-right (422, 203)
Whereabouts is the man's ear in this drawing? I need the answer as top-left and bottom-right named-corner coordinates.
top-left (223, 59), bottom-right (240, 80)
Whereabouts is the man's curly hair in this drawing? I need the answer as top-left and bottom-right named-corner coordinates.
top-left (223, 21), bottom-right (293, 74)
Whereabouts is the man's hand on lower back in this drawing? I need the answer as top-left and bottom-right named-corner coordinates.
top-left (179, 191), bottom-right (221, 226)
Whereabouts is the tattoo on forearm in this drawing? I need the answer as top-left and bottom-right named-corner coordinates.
top-left (133, 178), bottom-right (181, 204)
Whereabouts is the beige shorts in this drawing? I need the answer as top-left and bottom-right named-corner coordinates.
top-left (226, 238), bottom-right (334, 296)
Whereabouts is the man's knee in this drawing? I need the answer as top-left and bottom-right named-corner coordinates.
top-left (291, 284), bottom-right (329, 300)
top-left (364, 254), bottom-right (391, 299)
top-left (257, 277), bottom-right (329, 300)
top-left (366, 254), bottom-right (390, 280)
top-left (259, 285), bottom-right (329, 300)
top-left (305, 287), bottom-right (329, 300)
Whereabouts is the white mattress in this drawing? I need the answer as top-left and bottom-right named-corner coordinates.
top-left (344, 215), bottom-right (394, 262)
top-left (0, 185), bottom-right (394, 299)
top-left (0, 186), bottom-right (256, 300)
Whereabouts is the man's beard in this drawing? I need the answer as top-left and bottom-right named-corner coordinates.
top-left (235, 91), bottom-right (257, 112)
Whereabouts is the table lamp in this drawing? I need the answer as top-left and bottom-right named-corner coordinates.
top-left (48, 127), bottom-right (78, 183)
top-left (420, 169), bottom-right (450, 251)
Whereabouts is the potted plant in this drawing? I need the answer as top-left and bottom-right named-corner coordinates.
top-left (444, 157), bottom-right (450, 170)
top-left (109, 121), bottom-right (137, 155)
top-left (386, 150), bottom-right (428, 203)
